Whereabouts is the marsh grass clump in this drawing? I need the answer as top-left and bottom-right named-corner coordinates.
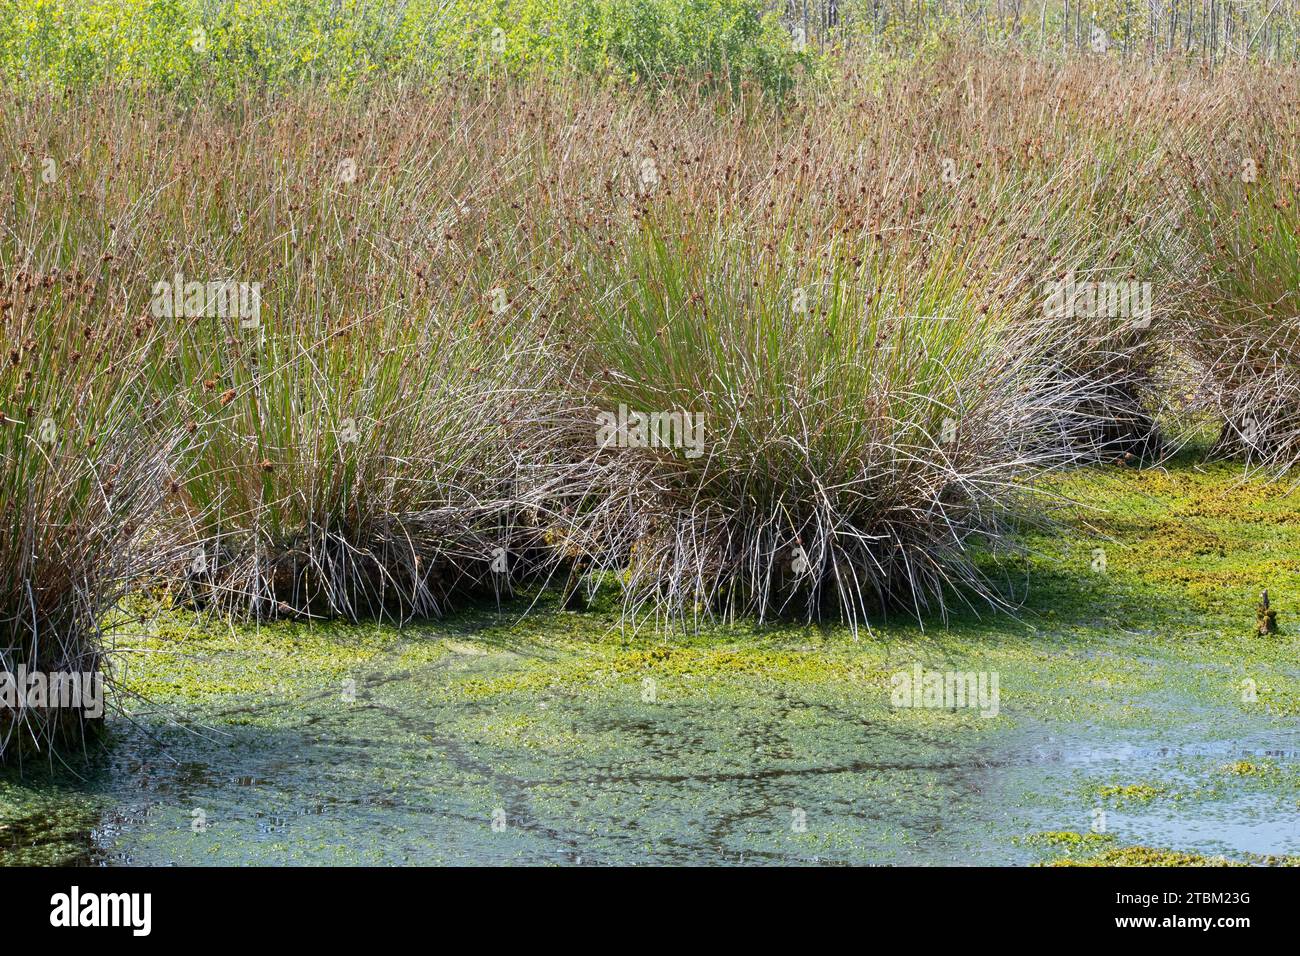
top-left (136, 91), bottom-right (575, 620)
top-left (169, 303), bottom-right (559, 621)
top-left (0, 272), bottom-right (181, 762)
top-left (0, 91), bottom-right (186, 761)
top-left (552, 222), bottom-right (1103, 631)
top-left (952, 58), bottom-right (1216, 466)
top-left (1184, 182), bottom-right (1300, 473)
top-left (1170, 80), bottom-right (1300, 474)
top-left (0, 82), bottom-right (585, 625)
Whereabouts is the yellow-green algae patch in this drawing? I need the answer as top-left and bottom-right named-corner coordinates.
top-left (107, 600), bottom-right (452, 720)
top-left (0, 780), bottom-right (101, 866)
top-left (456, 644), bottom-right (894, 700)
top-left (1022, 830), bottom-right (1300, 866)
top-left (1093, 783), bottom-right (1167, 804)
top-left (1037, 462), bottom-right (1300, 618)
top-left (1043, 842), bottom-right (1300, 867)
top-left (1047, 845), bottom-right (1240, 866)
top-left (1220, 759), bottom-right (1279, 778)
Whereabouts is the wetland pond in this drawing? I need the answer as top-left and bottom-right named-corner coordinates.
top-left (2, 601), bottom-right (1296, 866)
top-left (3, 466), bottom-right (1299, 866)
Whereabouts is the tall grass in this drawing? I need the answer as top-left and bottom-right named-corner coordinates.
top-left (548, 215), bottom-right (1110, 630)
top-left (0, 273), bottom-right (180, 760)
top-left (1178, 88), bottom-right (1300, 472)
top-left (17, 83), bottom-right (582, 620)
top-left (1, 40), bottom-right (1297, 758)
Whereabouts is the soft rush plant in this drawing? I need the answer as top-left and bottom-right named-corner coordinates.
top-left (0, 88), bottom-right (195, 761)
top-left (552, 219), bottom-right (1100, 631)
top-left (167, 291), bottom-right (559, 620)
top-left (0, 82), bottom-right (576, 632)
top-left (130, 86), bottom-right (573, 620)
top-left (0, 270), bottom-right (179, 761)
top-left (1180, 104), bottom-right (1300, 473)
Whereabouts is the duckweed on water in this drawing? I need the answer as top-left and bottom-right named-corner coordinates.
top-left (1047, 845), bottom-right (1239, 866)
top-left (1, 463), bottom-right (1296, 865)
top-left (1094, 783), bottom-right (1167, 804)
top-left (0, 781), bottom-right (100, 866)
top-left (1221, 759), bottom-right (1278, 778)
top-left (1022, 831), bottom-right (1300, 866)
top-left (1046, 845), bottom-right (1300, 867)
top-left (111, 604), bottom-right (452, 717)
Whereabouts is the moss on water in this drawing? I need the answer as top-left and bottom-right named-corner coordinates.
top-left (1035, 463), bottom-right (1300, 621)
top-left (1021, 830), bottom-right (1113, 847)
top-left (1220, 759), bottom-right (1278, 778)
top-left (1021, 830), bottom-right (1300, 867)
top-left (456, 644), bottom-right (895, 701)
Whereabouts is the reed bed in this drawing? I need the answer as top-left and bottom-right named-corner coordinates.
top-left (1, 40), bottom-right (1297, 757)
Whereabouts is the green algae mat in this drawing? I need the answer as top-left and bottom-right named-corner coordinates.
top-left (2, 464), bottom-right (1297, 866)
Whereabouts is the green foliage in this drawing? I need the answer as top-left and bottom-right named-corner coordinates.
top-left (0, 0), bottom-right (806, 95)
